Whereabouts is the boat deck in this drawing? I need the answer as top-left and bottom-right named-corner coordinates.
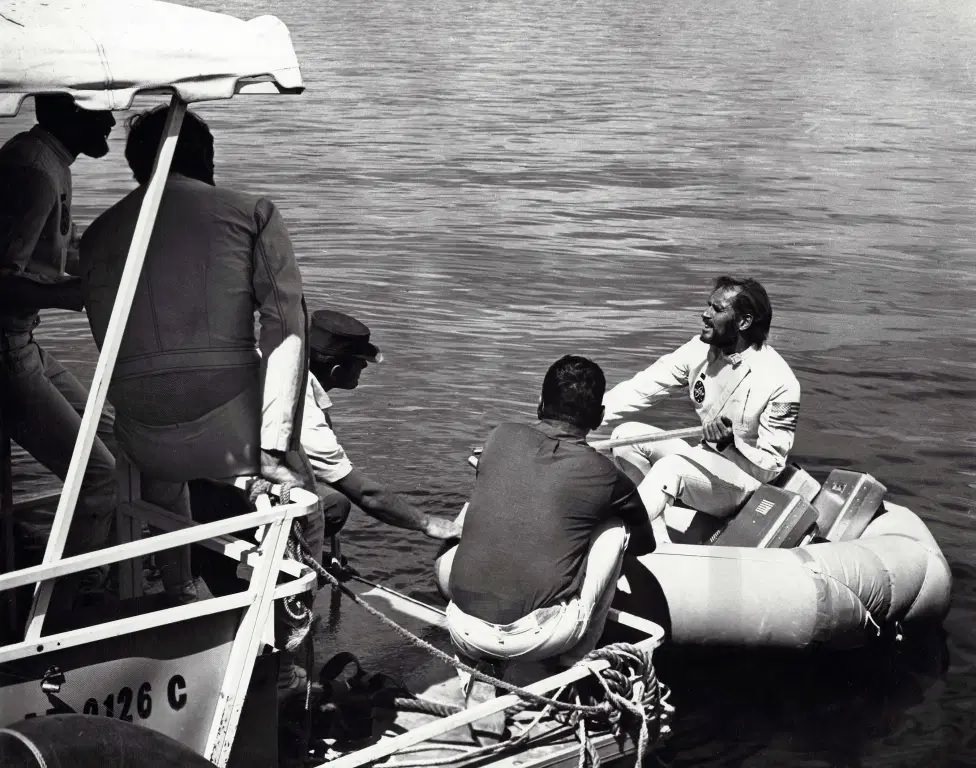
top-left (308, 577), bottom-right (654, 768)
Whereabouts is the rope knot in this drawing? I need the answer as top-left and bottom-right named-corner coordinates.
top-left (567, 642), bottom-right (674, 767)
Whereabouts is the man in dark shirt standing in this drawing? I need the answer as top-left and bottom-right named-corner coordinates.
top-left (0, 95), bottom-right (117, 613)
top-left (445, 355), bottom-right (649, 678)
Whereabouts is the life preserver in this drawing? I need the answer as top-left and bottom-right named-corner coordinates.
top-left (0, 715), bottom-right (216, 767)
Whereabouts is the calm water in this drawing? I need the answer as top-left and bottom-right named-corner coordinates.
top-left (4, 0), bottom-right (975, 764)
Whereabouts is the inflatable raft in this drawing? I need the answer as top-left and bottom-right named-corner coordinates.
top-left (615, 468), bottom-right (952, 650)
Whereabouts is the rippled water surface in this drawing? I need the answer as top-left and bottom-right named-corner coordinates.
top-left (4, 0), bottom-right (975, 764)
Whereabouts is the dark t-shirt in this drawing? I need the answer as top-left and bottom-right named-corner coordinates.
top-left (449, 420), bottom-right (648, 624)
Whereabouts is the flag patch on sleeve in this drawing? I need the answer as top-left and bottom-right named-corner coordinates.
top-left (767, 402), bottom-right (800, 431)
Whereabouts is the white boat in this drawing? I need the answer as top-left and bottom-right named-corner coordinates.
top-left (0, 3), bottom-right (670, 766)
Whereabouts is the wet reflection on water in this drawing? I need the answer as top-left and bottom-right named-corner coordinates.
top-left (3, 0), bottom-right (975, 762)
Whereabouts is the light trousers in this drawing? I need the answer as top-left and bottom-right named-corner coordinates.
top-left (445, 520), bottom-right (630, 666)
top-left (610, 422), bottom-right (766, 520)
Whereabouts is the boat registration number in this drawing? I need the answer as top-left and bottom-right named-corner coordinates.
top-left (19, 673), bottom-right (188, 721)
top-left (0, 611), bottom-right (238, 753)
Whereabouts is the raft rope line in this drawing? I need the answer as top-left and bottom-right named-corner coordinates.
top-left (283, 519), bottom-right (673, 768)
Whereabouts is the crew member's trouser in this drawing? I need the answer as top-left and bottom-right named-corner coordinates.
top-left (137, 478), bottom-right (197, 602)
top-left (114, 386), bottom-right (271, 603)
top-left (444, 520), bottom-right (630, 667)
top-left (610, 422), bottom-right (773, 525)
top-left (0, 332), bottom-right (116, 610)
top-left (133, 457), bottom-right (322, 605)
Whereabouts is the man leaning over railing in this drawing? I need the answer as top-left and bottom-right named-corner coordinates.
top-left (80, 106), bottom-right (311, 605)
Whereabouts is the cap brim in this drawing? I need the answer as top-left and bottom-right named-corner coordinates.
top-left (358, 344), bottom-right (382, 363)
top-left (310, 343), bottom-right (383, 364)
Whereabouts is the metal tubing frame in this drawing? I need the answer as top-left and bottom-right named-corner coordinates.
top-left (204, 493), bottom-right (295, 765)
top-left (121, 497), bottom-right (313, 581)
top-left (0, 503), bottom-right (315, 662)
top-left (0, 489), bottom-right (317, 768)
top-left (0, 489), bottom-right (317, 595)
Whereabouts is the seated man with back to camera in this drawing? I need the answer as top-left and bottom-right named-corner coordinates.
top-left (438, 355), bottom-right (650, 715)
top-left (602, 276), bottom-right (801, 541)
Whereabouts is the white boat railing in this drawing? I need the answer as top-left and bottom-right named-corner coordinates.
top-left (0, 467), bottom-right (318, 767)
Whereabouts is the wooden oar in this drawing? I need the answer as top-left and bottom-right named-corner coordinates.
top-left (467, 425), bottom-right (704, 470)
top-left (588, 425), bottom-right (703, 451)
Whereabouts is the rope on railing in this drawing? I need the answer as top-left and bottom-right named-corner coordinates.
top-left (245, 479), bottom-right (312, 651)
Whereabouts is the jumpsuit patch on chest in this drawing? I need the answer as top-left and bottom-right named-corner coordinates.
top-left (693, 379), bottom-right (706, 404)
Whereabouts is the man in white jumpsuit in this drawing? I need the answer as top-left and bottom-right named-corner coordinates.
top-left (603, 276), bottom-right (800, 535)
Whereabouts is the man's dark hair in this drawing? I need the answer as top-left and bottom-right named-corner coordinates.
top-left (714, 275), bottom-right (772, 347)
top-left (34, 94), bottom-right (77, 129)
top-left (124, 106), bottom-right (215, 185)
top-left (537, 355), bottom-right (606, 431)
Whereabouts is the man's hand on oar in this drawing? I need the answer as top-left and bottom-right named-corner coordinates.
top-left (702, 416), bottom-right (734, 450)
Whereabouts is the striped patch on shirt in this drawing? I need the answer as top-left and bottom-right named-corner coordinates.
top-left (767, 402), bottom-right (800, 431)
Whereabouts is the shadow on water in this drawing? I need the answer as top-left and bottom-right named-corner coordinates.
top-left (649, 630), bottom-right (956, 768)
top-left (599, 614), bottom-right (957, 767)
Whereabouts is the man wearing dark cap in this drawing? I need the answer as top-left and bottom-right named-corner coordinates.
top-left (603, 276), bottom-right (800, 539)
top-left (301, 309), bottom-right (459, 544)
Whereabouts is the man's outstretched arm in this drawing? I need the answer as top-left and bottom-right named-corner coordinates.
top-left (332, 468), bottom-right (461, 540)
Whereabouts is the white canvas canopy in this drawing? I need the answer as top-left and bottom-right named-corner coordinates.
top-left (0, 0), bottom-right (304, 116)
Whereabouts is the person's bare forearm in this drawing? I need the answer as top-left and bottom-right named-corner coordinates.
top-left (361, 486), bottom-right (428, 531)
top-left (334, 469), bottom-right (460, 539)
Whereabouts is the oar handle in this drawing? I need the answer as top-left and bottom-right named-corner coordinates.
top-left (588, 425), bottom-right (704, 451)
